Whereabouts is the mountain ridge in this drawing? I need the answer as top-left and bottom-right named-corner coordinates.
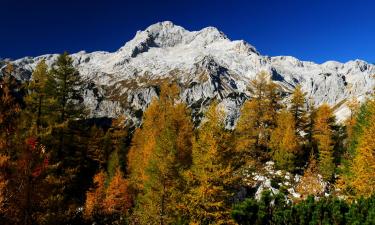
top-left (1, 21), bottom-right (374, 125)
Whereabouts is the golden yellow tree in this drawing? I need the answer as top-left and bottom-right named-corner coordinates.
top-left (235, 71), bottom-right (282, 162)
top-left (270, 110), bottom-right (300, 171)
top-left (350, 99), bottom-right (375, 197)
top-left (183, 103), bottom-right (236, 224)
top-left (345, 97), bottom-right (360, 144)
top-left (313, 104), bottom-right (336, 180)
top-left (127, 82), bottom-right (192, 193)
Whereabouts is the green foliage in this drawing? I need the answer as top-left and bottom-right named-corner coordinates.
top-left (24, 60), bottom-right (53, 136)
top-left (233, 192), bottom-right (375, 225)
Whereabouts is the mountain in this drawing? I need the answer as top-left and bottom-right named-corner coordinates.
top-left (2, 21), bottom-right (374, 125)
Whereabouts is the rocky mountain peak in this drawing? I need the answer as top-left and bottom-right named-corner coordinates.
top-left (2, 22), bottom-right (374, 126)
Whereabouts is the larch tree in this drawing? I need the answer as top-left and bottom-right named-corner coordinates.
top-left (345, 97), bottom-right (360, 143)
top-left (0, 154), bottom-right (10, 220)
top-left (134, 118), bottom-right (183, 224)
top-left (183, 103), bottom-right (236, 225)
top-left (84, 170), bottom-right (107, 220)
top-left (24, 60), bottom-right (52, 136)
top-left (349, 98), bottom-right (375, 197)
top-left (127, 82), bottom-right (192, 193)
top-left (130, 82), bottom-right (193, 224)
top-left (0, 68), bottom-right (21, 153)
top-left (127, 97), bottom-right (162, 192)
top-left (103, 168), bottom-right (132, 222)
top-left (47, 52), bottom-right (85, 125)
top-left (296, 153), bottom-right (325, 199)
top-left (289, 85), bottom-right (308, 136)
top-left (269, 109), bottom-right (300, 171)
top-left (235, 71), bottom-right (282, 163)
top-left (313, 104), bottom-right (336, 181)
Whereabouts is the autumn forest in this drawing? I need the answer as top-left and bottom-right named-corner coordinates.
top-left (1, 53), bottom-right (375, 225)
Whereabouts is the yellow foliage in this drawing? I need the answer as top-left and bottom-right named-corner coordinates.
top-left (345, 97), bottom-right (360, 142)
top-left (350, 101), bottom-right (375, 197)
top-left (235, 71), bottom-right (282, 163)
top-left (183, 103), bottom-right (237, 224)
top-left (313, 104), bottom-right (335, 180)
top-left (270, 110), bottom-right (300, 171)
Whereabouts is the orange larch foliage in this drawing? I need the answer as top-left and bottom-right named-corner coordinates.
top-left (84, 170), bottom-right (106, 219)
top-left (103, 168), bottom-right (132, 215)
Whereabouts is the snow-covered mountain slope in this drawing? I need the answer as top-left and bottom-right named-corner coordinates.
top-left (2, 21), bottom-right (374, 125)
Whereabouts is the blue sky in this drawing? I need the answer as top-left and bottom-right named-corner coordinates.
top-left (1, 0), bottom-right (374, 63)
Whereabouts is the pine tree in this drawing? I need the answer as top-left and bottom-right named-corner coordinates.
top-left (289, 85), bottom-right (307, 135)
top-left (184, 103), bottom-right (236, 224)
top-left (313, 104), bottom-right (336, 181)
top-left (269, 110), bottom-right (300, 171)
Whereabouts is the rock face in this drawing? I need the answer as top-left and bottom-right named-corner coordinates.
top-left (1, 21), bottom-right (374, 125)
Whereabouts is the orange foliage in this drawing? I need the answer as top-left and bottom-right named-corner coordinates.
top-left (103, 168), bottom-right (132, 215)
top-left (84, 170), bottom-right (106, 218)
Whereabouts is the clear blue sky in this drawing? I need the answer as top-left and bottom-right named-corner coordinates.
top-left (1, 0), bottom-right (374, 63)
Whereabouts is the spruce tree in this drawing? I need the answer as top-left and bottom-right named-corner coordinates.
top-left (47, 52), bottom-right (85, 124)
top-left (41, 52), bottom-right (87, 224)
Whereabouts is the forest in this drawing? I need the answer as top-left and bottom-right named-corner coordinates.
top-left (1, 53), bottom-right (375, 225)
